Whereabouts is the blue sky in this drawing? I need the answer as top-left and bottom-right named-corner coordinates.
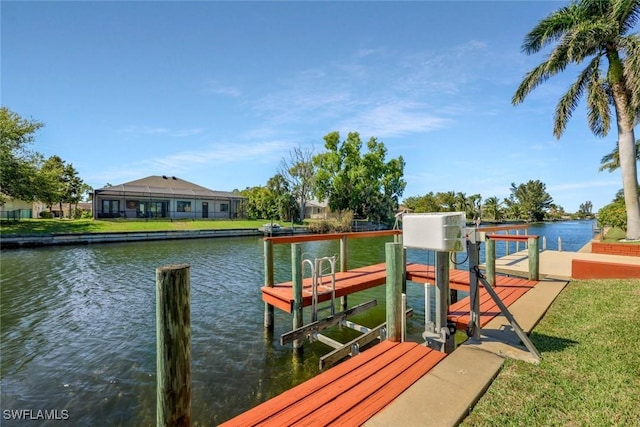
top-left (2, 1), bottom-right (637, 213)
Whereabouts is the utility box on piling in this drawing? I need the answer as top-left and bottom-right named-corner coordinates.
top-left (402, 212), bottom-right (466, 252)
top-left (402, 212), bottom-right (465, 354)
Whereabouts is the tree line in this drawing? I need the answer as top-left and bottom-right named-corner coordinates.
top-left (239, 135), bottom-right (597, 225)
top-left (403, 180), bottom-right (593, 223)
top-left (0, 107), bottom-right (92, 218)
top-left (237, 131), bottom-right (406, 224)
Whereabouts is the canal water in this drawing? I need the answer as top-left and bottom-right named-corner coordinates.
top-left (0, 220), bottom-right (595, 425)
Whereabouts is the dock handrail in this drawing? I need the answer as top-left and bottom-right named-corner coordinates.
top-left (485, 234), bottom-right (540, 282)
top-left (263, 230), bottom-right (401, 330)
top-left (263, 229), bottom-right (401, 245)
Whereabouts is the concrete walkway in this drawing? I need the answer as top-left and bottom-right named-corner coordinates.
top-left (482, 249), bottom-right (640, 280)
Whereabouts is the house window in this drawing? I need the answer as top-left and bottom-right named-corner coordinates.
top-left (126, 200), bottom-right (137, 209)
top-left (177, 201), bottom-right (192, 212)
top-left (148, 201), bottom-right (168, 217)
top-left (220, 203), bottom-right (229, 212)
top-left (102, 200), bottom-right (120, 214)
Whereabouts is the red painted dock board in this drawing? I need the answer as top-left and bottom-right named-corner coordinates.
top-left (447, 275), bottom-right (536, 330)
top-left (261, 263), bottom-right (390, 313)
top-left (262, 262), bottom-right (537, 315)
top-left (218, 341), bottom-right (446, 427)
top-left (405, 263), bottom-right (473, 291)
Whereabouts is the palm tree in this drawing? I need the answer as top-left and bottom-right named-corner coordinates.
top-left (454, 192), bottom-right (469, 215)
top-left (513, 0), bottom-right (640, 239)
top-left (483, 196), bottom-right (502, 222)
top-left (599, 139), bottom-right (640, 172)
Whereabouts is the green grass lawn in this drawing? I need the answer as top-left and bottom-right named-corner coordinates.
top-left (0, 218), bottom-right (280, 235)
top-left (462, 278), bottom-right (640, 426)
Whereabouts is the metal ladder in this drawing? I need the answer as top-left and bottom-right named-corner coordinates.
top-left (302, 256), bottom-right (337, 322)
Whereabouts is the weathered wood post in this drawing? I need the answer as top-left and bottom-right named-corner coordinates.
top-left (264, 239), bottom-right (274, 330)
top-left (340, 235), bottom-right (348, 310)
top-left (291, 243), bottom-right (303, 352)
top-left (528, 237), bottom-right (540, 281)
top-left (385, 242), bottom-right (403, 342)
top-left (156, 264), bottom-right (191, 427)
top-left (394, 231), bottom-right (407, 294)
top-left (485, 236), bottom-right (496, 287)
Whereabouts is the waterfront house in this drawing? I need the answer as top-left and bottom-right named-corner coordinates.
top-left (92, 175), bottom-right (245, 219)
top-left (0, 196), bottom-right (34, 219)
top-left (304, 199), bottom-right (329, 219)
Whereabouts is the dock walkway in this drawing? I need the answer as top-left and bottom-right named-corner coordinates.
top-left (483, 249), bottom-right (640, 280)
top-left (219, 341), bottom-right (447, 427)
top-left (262, 262), bottom-right (538, 332)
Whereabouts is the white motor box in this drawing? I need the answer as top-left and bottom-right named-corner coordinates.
top-left (402, 212), bottom-right (466, 252)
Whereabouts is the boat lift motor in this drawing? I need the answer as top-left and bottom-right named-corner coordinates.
top-left (402, 212), bottom-right (466, 353)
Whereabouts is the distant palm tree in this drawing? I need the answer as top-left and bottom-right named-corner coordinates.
top-left (599, 139), bottom-right (640, 172)
top-left (513, 0), bottom-right (640, 239)
top-left (483, 196), bottom-right (503, 222)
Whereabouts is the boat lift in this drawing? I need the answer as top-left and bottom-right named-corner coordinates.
top-left (281, 251), bottom-right (411, 370)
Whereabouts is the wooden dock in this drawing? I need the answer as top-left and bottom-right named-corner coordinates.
top-left (262, 262), bottom-right (538, 331)
top-left (261, 262), bottom-right (389, 314)
top-left (243, 229), bottom-right (543, 427)
top-left (219, 340), bottom-right (446, 427)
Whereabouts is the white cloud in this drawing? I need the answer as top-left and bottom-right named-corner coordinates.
top-left (338, 101), bottom-right (451, 138)
top-left (118, 125), bottom-right (204, 137)
top-left (144, 139), bottom-right (291, 171)
top-left (205, 80), bottom-right (242, 97)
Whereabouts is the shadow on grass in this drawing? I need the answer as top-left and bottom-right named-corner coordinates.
top-left (530, 331), bottom-right (579, 353)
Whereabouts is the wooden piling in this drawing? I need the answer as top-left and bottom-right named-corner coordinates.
top-left (291, 243), bottom-right (303, 351)
top-left (385, 242), bottom-right (403, 342)
top-left (156, 264), bottom-right (191, 427)
top-left (340, 236), bottom-right (348, 310)
top-left (264, 240), bottom-right (274, 330)
top-left (486, 237), bottom-right (496, 287)
top-left (528, 237), bottom-right (539, 281)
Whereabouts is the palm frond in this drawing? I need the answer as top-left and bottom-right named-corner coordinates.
top-left (512, 61), bottom-right (553, 105)
top-left (522, 4), bottom-right (580, 54)
top-left (553, 57), bottom-right (599, 137)
top-left (586, 64), bottom-right (611, 136)
top-left (599, 139), bottom-right (640, 172)
top-left (565, 20), bottom-right (615, 61)
top-left (619, 35), bottom-right (640, 124)
top-left (612, 0), bottom-right (640, 33)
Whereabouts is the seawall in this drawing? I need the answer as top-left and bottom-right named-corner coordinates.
top-left (0, 228), bottom-right (264, 249)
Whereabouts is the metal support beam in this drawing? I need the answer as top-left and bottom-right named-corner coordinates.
top-left (467, 241), bottom-right (481, 341)
top-left (476, 271), bottom-right (541, 361)
top-left (291, 243), bottom-right (303, 351)
top-left (280, 300), bottom-right (377, 345)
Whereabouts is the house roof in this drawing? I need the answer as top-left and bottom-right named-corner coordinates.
top-left (305, 199), bottom-right (329, 208)
top-left (94, 175), bottom-right (245, 199)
